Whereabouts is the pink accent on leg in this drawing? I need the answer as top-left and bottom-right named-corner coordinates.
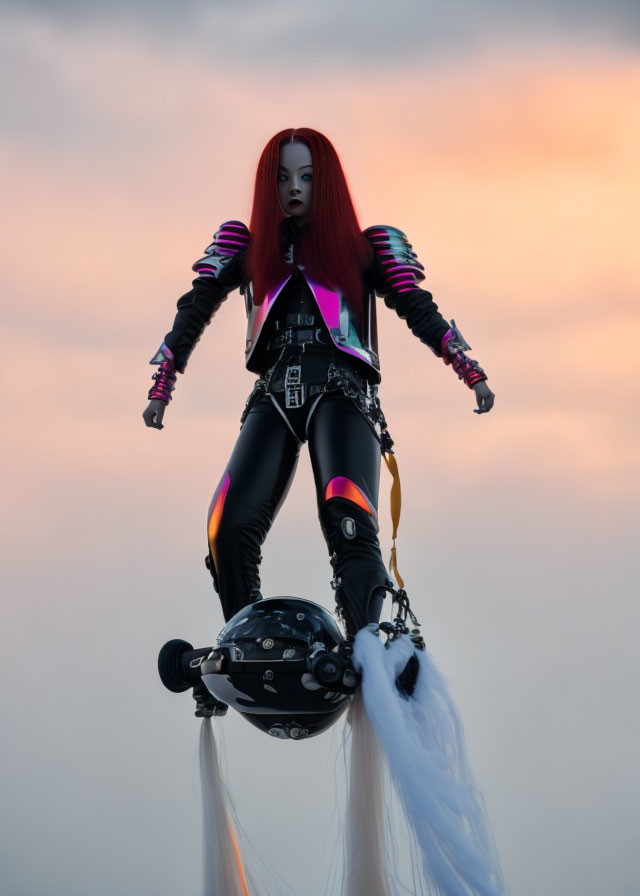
top-left (324, 476), bottom-right (376, 517)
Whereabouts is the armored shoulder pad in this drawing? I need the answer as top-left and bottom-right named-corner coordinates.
top-left (362, 225), bottom-right (426, 294)
top-left (192, 220), bottom-right (250, 278)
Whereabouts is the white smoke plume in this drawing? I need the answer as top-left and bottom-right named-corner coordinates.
top-left (343, 691), bottom-right (395, 896)
top-left (199, 717), bottom-right (252, 896)
top-left (352, 628), bottom-right (506, 896)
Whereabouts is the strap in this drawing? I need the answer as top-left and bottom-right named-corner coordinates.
top-left (266, 327), bottom-right (329, 351)
top-left (382, 448), bottom-right (404, 589)
top-left (274, 313), bottom-right (317, 330)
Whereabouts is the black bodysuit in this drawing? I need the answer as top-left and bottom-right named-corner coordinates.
top-left (163, 217), bottom-right (452, 635)
top-left (206, 259), bottom-right (392, 634)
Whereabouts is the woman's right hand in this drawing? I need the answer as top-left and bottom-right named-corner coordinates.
top-left (143, 399), bottom-right (168, 430)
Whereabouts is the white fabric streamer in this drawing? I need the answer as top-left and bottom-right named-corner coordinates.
top-left (352, 628), bottom-right (506, 896)
top-left (199, 718), bottom-right (250, 896)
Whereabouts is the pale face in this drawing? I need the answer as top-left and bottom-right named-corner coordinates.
top-left (277, 140), bottom-right (313, 224)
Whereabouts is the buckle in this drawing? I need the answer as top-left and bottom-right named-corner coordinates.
top-left (284, 365), bottom-right (306, 408)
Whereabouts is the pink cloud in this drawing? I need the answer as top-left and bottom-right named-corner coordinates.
top-left (3, 42), bottom-right (638, 514)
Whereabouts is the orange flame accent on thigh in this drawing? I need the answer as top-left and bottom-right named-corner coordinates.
top-left (207, 470), bottom-right (230, 570)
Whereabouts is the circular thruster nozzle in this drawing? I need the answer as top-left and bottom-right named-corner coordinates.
top-left (268, 725), bottom-right (288, 739)
top-left (343, 670), bottom-right (357, 686)
top-left (312, 654), bottom-right (342, 686)
top-left (289, 725), bottom-right (310, 740)
top-left (158, 639), bottom-right (195, 692)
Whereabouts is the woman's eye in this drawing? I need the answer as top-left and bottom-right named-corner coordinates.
top-left (278, 173), bottom-right (288, 182)
top-left (303, 173), bottom-right (313, 180)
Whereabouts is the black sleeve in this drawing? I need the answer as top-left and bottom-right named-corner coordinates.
top-left (381, 282), bottom-right (451, 358)
top-left (163, 251), bottom-right (245, 373)
top-left (363, 225), bottom-right (451, 357)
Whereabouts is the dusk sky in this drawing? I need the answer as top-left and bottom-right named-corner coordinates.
top-left (2, 2), bottom-right (639, 894)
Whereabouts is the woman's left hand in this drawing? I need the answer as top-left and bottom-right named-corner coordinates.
top-left (472, 381), bottom-right (495, 414)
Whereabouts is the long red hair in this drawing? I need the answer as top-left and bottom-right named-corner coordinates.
top-left (244, 128), bottom-right (373, 317)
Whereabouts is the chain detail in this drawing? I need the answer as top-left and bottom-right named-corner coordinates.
top-left (324, 358), bottom-right (395, 454)
top-left (377, 584), bottom-right (425, 650)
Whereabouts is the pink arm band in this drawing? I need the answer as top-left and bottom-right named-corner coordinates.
top-left (148, 343), bottom-right (177, 402)
top-left (441, 321), bottom-right (487, 388)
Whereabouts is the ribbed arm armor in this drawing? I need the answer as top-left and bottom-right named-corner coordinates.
top-left (363, 225), bottom-right (451, 357)
top-left (162, 221), bottom-right (249, 373)
top-left (191, 221), bottom-right (251, 278)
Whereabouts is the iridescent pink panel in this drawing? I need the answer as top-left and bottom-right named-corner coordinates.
top-left (304, 278), bottom-right (340, 330)
top-left (323, 476), bottom-right (377, 518)
top-left (245, 275), bottom-right (293, 354)
top-left (207, 470), bottom-right (231, 569)
top-left (304, 277), bottom-right (373, 367)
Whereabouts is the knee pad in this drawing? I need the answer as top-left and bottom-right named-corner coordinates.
top-left (319, 476), bottom-right (380, 554)
top-left (319, 500), bottom-right (381, 556)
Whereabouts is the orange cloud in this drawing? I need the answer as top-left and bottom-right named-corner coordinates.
top-left (3, 44), bottom-right (638, 514)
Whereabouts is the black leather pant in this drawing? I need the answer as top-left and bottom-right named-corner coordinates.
top-left (206, 390), bottom-right (391, 635)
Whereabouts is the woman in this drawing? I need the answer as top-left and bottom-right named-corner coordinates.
top-left (143, 128), bottom-right (494, 637)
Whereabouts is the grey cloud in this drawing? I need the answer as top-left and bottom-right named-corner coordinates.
top-left (1, 0), bottom-right (637, 167)
top-left (1, 0), bottom-right (639, 64)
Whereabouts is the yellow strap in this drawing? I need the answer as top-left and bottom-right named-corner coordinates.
top-left (383, 449), bottom-right (404, 589)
